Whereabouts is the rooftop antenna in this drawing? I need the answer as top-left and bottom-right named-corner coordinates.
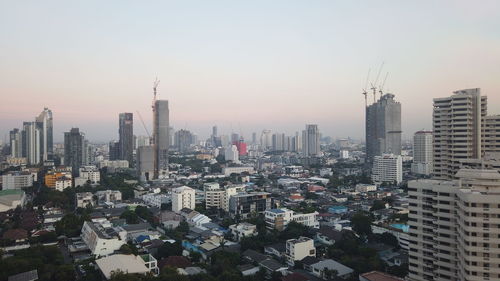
top-left (379, 72), bottom-right (389, 99)
top-left (371, 62), bottom-right (385, 103)
top-left (362, 68), bottom-right (371, 107)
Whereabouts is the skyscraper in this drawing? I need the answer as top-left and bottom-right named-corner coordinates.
top-left (118, 113), bottom-right (134, 166)
top-left (302, 124), bottom-right (320, 157)
top-left (36, 107), bottom-right (53, 161)
top-left (64, 128), bottom-right (85, 174)
top-left (22, 121), bottom-right (40, 165)
top-left (174, 129), bottom-right (194, 153)
top-left (153, 100), bottom-right (169, 179)
top-left (365, 93), bottom-right (402, 162)
top-left (433, 89), bottom-right (486, 180)
top-left (9, 128), bottom-right (22, 158)
top-left (411, 131), bottom-right (433, 175)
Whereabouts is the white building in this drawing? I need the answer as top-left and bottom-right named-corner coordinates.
top-left (81, 218), bottom-right (126, 257)
top-left (411, 130), bottom-right (433, 176)
top-left (408, 168), bottom-right (500, 281)
top-left (310, 259), bottom-right (354, 279)
top-left (371, 154), bottom-right (402, 185)
top-left (76, 192), bottom-right (95, 208)
top-left (285, 237), bottom-right (316, 266)
top-left (264, 208), bottom-right (319, 231)
top-left (222, 166), bottom-right (255, 177)
top-left (204, 183), bottom-right (244, 211)
top-left (54, 177), bottom-right (72, 191)
top-left (229, 222), bottom-right (258, 241)
top-left (339, 150), bottom-right (349, 159)
top-left (96, 190), bottom-right (122, 205)
top-left (171, 186), bottom-right (196, 213)
top-left (355, 184), bottom-right (377, 193)
top-left (96, 254), bottom-right (158, 280)
top-left (142, 193), bottom-right (169, 208)
top-left (1, 172), bottom-right (33, 189)
top-left (77, 165), bottom-right (101, 185)
top-left (224, 145), bottom-right (239, 163)
top-left (98, 160), bottom-right (129, 169)
top-left (302, 124), bottom-right (321, 157)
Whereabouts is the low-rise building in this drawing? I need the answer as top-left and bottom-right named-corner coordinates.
top-left (95, 254), bottom-right (158, 280)
top-left (76, 192), bottom-right (94, 208)
top-left (81, 218), bottom-right (127, 257)
top-left (229, 222), bottom-right (258, 241)
top-left (229, 192), bottom-right (271, 219)
top-left (76, 165), bottom-right (101, 186)
top-left (0, 189), bottom-right (26, 212)
top-left (222, 166), bottom-right (255, 177)
top-left (355, 184), bottom-right (377, 193)
top-left (285, 237), bottom-right (316, 266)
top-left (310, 259), bottom-right (354, 279)
top-left (96, 190), bottom-right (122, 205)
top-left (54, 176), bottom-right (72, 191)
top-left (142, 193), bottom-right (169, 208)
top-left (264, 208), bottom-right (319, 231)
top-left (1, 172), bottom-right (33, 189)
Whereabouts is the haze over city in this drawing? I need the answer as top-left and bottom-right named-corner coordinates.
top-left (1, 0), bottom-right (500, 142)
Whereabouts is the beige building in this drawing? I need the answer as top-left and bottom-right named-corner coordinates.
top-left (432, 89), bottom-right (500, 180)
top-left (204, 183), bottom-right (244, 211)
top-left (172, 186), bottom-right (196, 213)
top-left (285, 237), bottom-right (316, 266)
top-left (408, 168), bottom-right (500, 281)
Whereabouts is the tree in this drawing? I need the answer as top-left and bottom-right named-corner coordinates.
top-left (370, 200), bottom-right (386, 211)
top-left (55, 213), bottom-right (87, 237)
top-left (120, 210), bottom-right (139, 224)
top-left (351, 212), bottom-right (373, 237)
top-left (156, 241), bottom-right (183, 259)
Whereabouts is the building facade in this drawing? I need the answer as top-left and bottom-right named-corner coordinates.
top-left (153, 100), bottom-right (169, 179)
top-left (119, 113), bottom-right (134, 167)
top-left (371, 154), bottom-right (403, 185)
top-left (411, 131), bottom-right (433, 175)
top-left (229, 192), bottom-right (271, 219)
top-left (64, 128), bottom-right (86, 174)
top-left (171, 186), bottom-right (196, 213)
top-left (365, 93), bottom-right (402, 162)
top-left (302, 124), bottom-right (321, 157)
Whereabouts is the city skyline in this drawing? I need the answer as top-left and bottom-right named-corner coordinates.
top-left (1, 1), bottom-right (500, 142)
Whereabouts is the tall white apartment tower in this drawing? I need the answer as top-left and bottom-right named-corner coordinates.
top-left (302, 124), bottom-right (320, 157)
top-left (371, 154), bottom-right (403, 185)
top-left (433, 89), bottom-right (486, 180)
top-left (36, 108), bottom-right (53, 161)
top-left (408, 168), bottom-right (500, 281)
top-left (171, 186), bottom-right (196, 213)
top-left (411, 131), bottom-right (433, 175)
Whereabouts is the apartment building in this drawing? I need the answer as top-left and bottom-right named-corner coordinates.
top-left (264, 208), bottom-right (319, 231)
top-left (411, 130), bottom-right (433, 176)
top-left (96, 190), bottom-right (122, 205)
top-left (81, 218), bottom-right (127, 257)
top-left (171, 186), bottom-right (196, 213)
top-left (371, 154), bottom-right (403, 185)
top-left (229, 222), bottom-right (258, 241)
top-left (408, 168), bottom-right (500, 281)
top-left (76, 192), bottom-right (95, 208)
top-left (285, 237), bottom-right (316, 266)
top-left (1, 172), bottom-right (33, 189)
top-left (229, 192), bottom-right (271, 219)
top-left (204, 183), bottom-right (244, 211)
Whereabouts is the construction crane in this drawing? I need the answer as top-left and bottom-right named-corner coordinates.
top-left (152, 77), bottom-right (160, 111)
top-left (371, 62), bottom-right (385, 103)
top-left (378, 72), bottom-right (389, 98)
top-left (362, 68), bottom-right (371, 107)
top-left (136, 111), bottom-right (151, 138)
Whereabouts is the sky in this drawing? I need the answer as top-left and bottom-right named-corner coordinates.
top-left (1, 0), bottom-right (500, 143)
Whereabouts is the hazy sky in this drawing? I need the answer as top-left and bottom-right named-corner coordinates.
top-left (1, 0), bottom-right (499, 143)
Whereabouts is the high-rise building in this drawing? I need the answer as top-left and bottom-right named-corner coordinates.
top-left (9, 128), bottom-right (22, 158)
top-left (261, 130), bottom-right (272, 149)
top-left (302, 124), bottom-right (320, 157)
top-left (153, 100), bottom-right (169, 179)
top-left (408, 168), bottom-right (500, 281)
top-left (137, 146), bottom-right (154, 182)
top-left (225, 145), bottom-right (239, 162)
top-left (371, 154), bottom-right (402, 185)
top-left (252, 132), bottom-right (257, 145)
top-left (64, 128), bottom-right (85, 174)
top-left (365, 94), bottom-right (402, 162)
top-left (36, 107), bottom-right (53, 161)
top-left (171, 186), bottom-right (196, 213)
top-left (272, 133), bottom-right (285, 151)
top-left (411, 131), bottom-right (433, 175)
top-left (231, 133), bottom-right (239, 143)
top-left (174, 129), bottom-right (195, 153)
top-left (118, 113), bottom-right (134, 166)
top-left (233, 139), bottom-right (247, 156)
top-left (433, 89), bottom-right (487, 180)
top-left (22, 121), bottom-right (41, 165)
top-left (108, 141), bottom-right (120, 161)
